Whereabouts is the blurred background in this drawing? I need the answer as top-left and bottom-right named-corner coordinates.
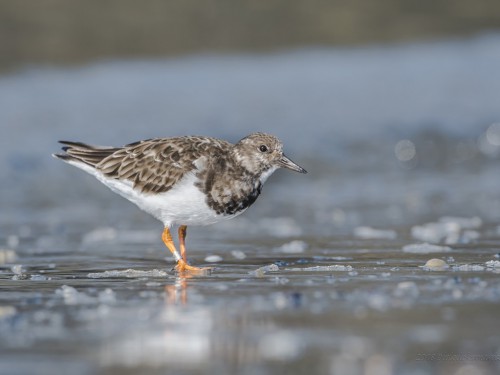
top-left (2, 0), bottom-right (500, 70)
top-left (1, 2), bottom-right (500, 375)
top-left (1, 0), bottom-right (500, 227)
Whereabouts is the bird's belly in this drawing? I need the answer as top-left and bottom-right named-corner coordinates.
top-left (134, 173), bottom-right (237, 226)
top-left (96, 171), bottom-right (244, 226)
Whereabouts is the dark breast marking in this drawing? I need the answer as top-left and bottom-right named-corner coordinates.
top-left (214, 183), bottom-right (262, 216)
top-left (196, 157), bottom-right (263, 216)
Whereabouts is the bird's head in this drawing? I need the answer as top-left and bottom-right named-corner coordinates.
top-left (233, 133), bottom-right (307, 181)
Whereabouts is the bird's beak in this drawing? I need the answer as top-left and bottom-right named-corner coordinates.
top-left (277, 154), bottom-right (307, 174)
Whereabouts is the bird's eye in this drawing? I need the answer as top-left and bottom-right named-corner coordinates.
top-left (259, 145), bottom-right (268, 153)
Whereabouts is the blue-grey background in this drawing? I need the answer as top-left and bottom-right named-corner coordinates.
top-left (1, 2), bottom-right (500, 375)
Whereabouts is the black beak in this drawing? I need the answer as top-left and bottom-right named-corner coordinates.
top-left (277, 154), bottom-right (307, 174)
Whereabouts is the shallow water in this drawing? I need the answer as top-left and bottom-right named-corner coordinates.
top-left (1, 34), bottom-right (500, 374)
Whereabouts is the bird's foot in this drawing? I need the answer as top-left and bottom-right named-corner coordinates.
top-left (175, 260), bottom-right (212, 274)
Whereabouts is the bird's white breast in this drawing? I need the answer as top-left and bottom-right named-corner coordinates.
top-left (65, 157), bottom-right (257, 228)
top-left (100, 171), bottom-right (229, 227)
top-left (141, 173), bottom-right (223, 226)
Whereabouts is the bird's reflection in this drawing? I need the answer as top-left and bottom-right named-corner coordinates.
top-left (164, 267), bottom-right (212, 305)
top-left (164, 275), bottom-right (188, 304)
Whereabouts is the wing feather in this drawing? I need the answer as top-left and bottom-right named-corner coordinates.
top-left (96, 136), bottom-right (231, 194)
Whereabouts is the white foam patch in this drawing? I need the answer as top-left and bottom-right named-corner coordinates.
top-left (288, 264), bottom-right (353, 272)
top-left (402, 243), bottom-right (452, 254)
top-left (485, 260), bottom-right (500, 268)
top-left (259, 331), bottom-right (302, 360)
top-left (87, 269), bottom-right (169, 278)
top-left (204, 255), bottom-right (223, 263)
top-left (82, 227), bottom-right (117, 243)
top-left (56, 285), bottom-right (95, 305)
top-left (30, 274), bottom-right (50, 281)
top-left (411, 216), bottom-right (482, 244)
top-left (10, 264), bottom-right (24, 275)
top-left (276, 240), bottom-right (308, 253)
top-left (393, 281), bottom-right (420, 298)
top-left (439, 216), bottom-right (482, 229)
top-left (452, 264), bottom-right (486, 271)
top-left (250, 264), bottom-right (280, 277)
top-left (98, 288), bottom-right (117, 304)
top-left (230, 250), bottom-right (247, 259)
top-left (101, 308), bottom-right (213, 367)
top-left (259, 217), bottom-right (302, 237)
top-left (354, 226), bottom-right (397, 240)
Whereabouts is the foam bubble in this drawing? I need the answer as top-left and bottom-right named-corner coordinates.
top-left (402, 243), bottom-right (452, 254)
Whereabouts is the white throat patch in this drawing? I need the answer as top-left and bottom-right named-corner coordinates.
top-left (259, 166), bottom-right (278, 184)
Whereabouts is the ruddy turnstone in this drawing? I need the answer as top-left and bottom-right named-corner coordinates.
top-left (53, 133), bottom-right (306, 272)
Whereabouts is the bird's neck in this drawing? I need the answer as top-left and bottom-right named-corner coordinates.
top-left (258, 165), bottom-right (278, 184)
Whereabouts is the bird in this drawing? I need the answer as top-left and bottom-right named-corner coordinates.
top-left (53, 132), bottom-right (307, 272)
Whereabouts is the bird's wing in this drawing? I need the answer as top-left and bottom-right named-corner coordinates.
top-left (96, 137), bottom-right (231, 194)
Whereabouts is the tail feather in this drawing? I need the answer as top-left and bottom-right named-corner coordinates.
top-left (53, 140), bottom-right (119, 168)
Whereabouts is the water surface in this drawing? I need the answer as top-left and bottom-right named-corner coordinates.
top-left (1, 35), bottom-right (500, 375)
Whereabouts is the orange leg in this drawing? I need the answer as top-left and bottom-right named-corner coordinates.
top-left (161, 227), bottom-right (182, 262)
top-left (161, 227), bottom-right (211, 273)
top-left (178, 225), bottom-right (188, 262)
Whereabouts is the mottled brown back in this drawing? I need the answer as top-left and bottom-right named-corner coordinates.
top-left (56, 137), bottom-right (232, 194)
